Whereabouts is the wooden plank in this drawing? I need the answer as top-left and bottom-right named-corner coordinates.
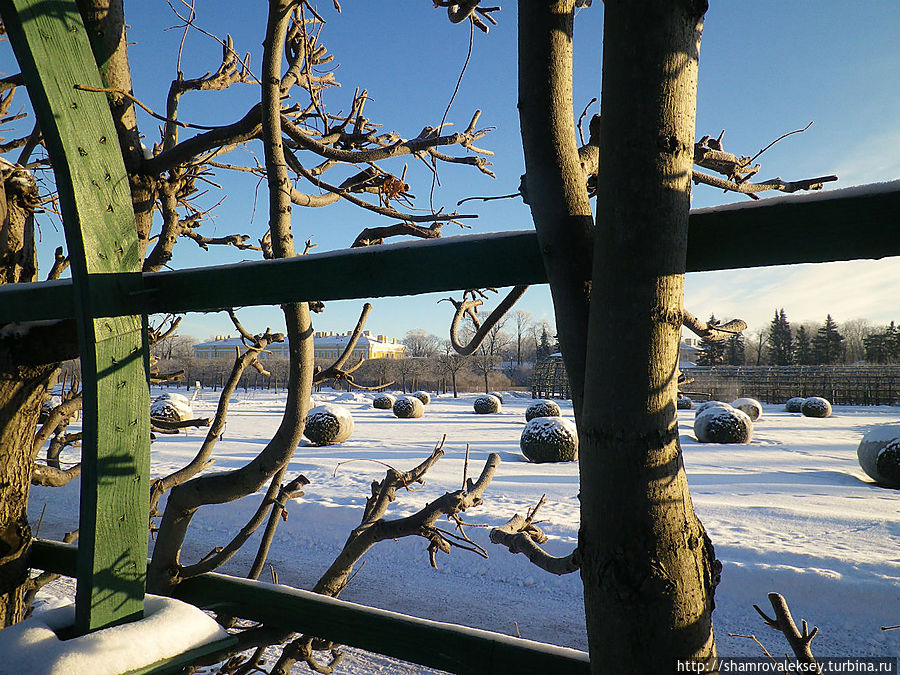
top-left (175, 574), bottom-right (591, 675)
top-left (0, 182), bottom-right (898, 324)
top-left (29, 540), bottom-right (590, 674)
top-left (1, 0), bottom-right (150, 633)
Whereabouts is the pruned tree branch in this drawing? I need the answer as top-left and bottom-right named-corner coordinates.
top-left (490, 495), bottom-right (580, 575)
top-left (442, 285), bottom-right (528, 356)
top-left (754, 592), bottom-right (819, 667)
top-left (682, 309), bottom-right (747, 342)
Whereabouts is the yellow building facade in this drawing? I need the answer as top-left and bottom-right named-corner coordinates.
top-left (193, 331), bottom-right (405, 361)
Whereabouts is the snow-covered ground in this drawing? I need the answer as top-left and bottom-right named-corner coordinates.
top-left (24, 388), bottom-right (900, 672)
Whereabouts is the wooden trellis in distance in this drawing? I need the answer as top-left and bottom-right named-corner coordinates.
top-left (0, 0), bottom-right (898, 672)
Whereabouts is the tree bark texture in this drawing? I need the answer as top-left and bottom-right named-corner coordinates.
top-left (579, 1), bottom-right (718, 671)
top-left (518, 0), bottom-right (594, 419)
top-left (0, 352), bottom-right (55, 627)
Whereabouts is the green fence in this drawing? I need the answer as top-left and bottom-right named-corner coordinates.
top-left (1, 0), bottom-right (899, 672)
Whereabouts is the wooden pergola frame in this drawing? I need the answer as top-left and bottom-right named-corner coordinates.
top-left (0, 0), bottom-right (897, 672)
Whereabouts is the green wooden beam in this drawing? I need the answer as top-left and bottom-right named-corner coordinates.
top-left (1, 0), bottom-right (150, 634)
top-left (172, 573), bottom-right (591, 674)
top-left (29, 540), bottom-right (589, 674)
top-left (0, 183), bottom-right (898, 324)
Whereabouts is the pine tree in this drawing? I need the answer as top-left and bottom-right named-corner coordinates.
top-left (864, 321), bottom-right (900, 363)
top-left (696, 314), bottom-right (727, 365)
top-left (813, 314), bottom-right (845, 364)
top-left (536, 326), bottom-right (553, 361)
top-left (724, 332), bottom-right (745, 365)
top-left (794, 325), bottom-right (814, 364)
top-left (767, 309), bottom-right (794, 365)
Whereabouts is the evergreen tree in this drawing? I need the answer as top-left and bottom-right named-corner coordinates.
top-left (766, 309), bottom-right (794, 365)
top-left (864, 321), bottom-right (900, 363)
top-left (696, 314), bottom-right (727, 366)
top-left (794, 325), bottom-right (814, 364)
top-left (812, 314), bottom-right (845, 364)
top-left (536, 326), bottom-right (554, 361)
top-left (724, 332), bottom-right (745, 365)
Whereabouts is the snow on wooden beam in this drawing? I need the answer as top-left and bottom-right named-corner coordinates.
top-left (1, 183), bottom-right (898, 323)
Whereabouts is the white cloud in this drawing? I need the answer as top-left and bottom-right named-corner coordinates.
top-left (685, 257), bottom-right (900, 334)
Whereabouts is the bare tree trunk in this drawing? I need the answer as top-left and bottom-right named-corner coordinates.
top-left (518, 0), bottom-right (594, 419)
top-left (0, 357), bottom-right (55, 627)
top-left (578, 1), bottom-right (718, 671)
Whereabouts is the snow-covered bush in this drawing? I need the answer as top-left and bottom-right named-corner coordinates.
top-left (525, 399), bottom-right (561, 421)
top-left (474, 395), bottom-right (502, 414)
top-left (520, 416), bottom-right (578, 463)
top-left (304, 404), bottom-right (354, 445)
top-left (857, 424), bottom-right (900, 488)
top-left (393, 395), bottom-right (424, 419)
top-left (785, 397), bottom-right (805, 413)
top-left (372, 393), bottom-right (396, 410)
top-left (412, 391), bottom-right (431, 405)
top-left (150, 393), bottom-right (193, 422)
top-left (676, 396), bottom-right (693, 410)
top-left (489, 391), bottom-right (504, 404)
top-left (694, 400), bottom-right (732, 415)
top-left (801, 396), bottom-right (832, 418)
top-left (694, 405), bottom-right (752, 444)
top-left (731, 397), bottom-right (762, 422)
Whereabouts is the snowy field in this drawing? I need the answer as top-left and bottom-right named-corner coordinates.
top-left (26, 388), bottom-right (900, 672)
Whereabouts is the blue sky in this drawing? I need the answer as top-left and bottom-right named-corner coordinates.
top-left (33, 2), bottom-right (900, 342)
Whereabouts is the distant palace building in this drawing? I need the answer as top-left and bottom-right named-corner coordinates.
top-left (192, 331), bottom-right (405, 361)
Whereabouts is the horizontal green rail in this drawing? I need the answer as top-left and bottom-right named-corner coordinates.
top-left (0, 182), bottom-right (898, 324)
top-left (30, 540), bottom-right (590, 674)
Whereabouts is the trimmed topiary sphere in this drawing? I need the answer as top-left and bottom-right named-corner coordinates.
top-left (525, 399), bottom-right (561, 421)
top-left (520, 416), bottom-right (578, 463)
top-left (393, 395), bottom-right (425, 419)
top-left (474, 395), bottom-right (502, 414)
top-left (676, 396), bottom-right (693, 410)
top-left (304, 404), bottom-right (354, 445)
top-left (785, 397), bottom-right (805, 413)
top-left (731, 397), bottom-right (762, 422)
top-left (372, 393), bottom-right (396, 410)
top-left (801, 396), bottom-right (832, 418)
top-left (857, 424), bottom-right (900, 487)
top-left (412, 391), bottom-right (431, 405)
top-left (489, 392), bottom-right (504, 404)
top-left (150, 393), bottom-right (194, 422)
top-left (694, 406), bottom-right (752, 444)
top-left (694, 400), bottom-right (732, 415)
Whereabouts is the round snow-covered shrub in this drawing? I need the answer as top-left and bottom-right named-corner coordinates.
top-left (474, 395), bottom-right (502, 414)
top-left (150, 393), bottom-right (193, 422)
top-left (520, 416), bottom-right (578, 463)
top-left (801, 396), bottom-right (832, 418)
top-left (412, 391), bottom-right (431, 405)
top-left (372, 393), bottom-right (396, 410)
top-left (304, 404), bottom-right (354, 445)
top-left (731, 397), bottom-right (762, 422)
top-left (694, 406), bottom-right (752, 444)
top-left (525, 399), bottom-right (561, 421)
top-left (694, 400), bottom-right (733, 415)
top-left (857, 424), bottom-right (900, 487)
top-left (676, 396), bottom-right (693, 410)
top-left (489, 392), bottom-right (504, 404)
top-left (785, 397), bottom-right (805, 413)
top-left (393, 395), bottom-right (424, 419)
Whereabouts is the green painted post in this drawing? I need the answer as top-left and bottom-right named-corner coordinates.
top-left (0, 0), bottom-right (150, 632)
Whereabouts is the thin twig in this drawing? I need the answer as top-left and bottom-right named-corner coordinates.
top-left (750, 121), bottom-right (814, 163)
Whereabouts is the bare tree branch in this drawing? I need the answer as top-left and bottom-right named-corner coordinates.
top-left (754, 592), bottom-right (819, 667)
